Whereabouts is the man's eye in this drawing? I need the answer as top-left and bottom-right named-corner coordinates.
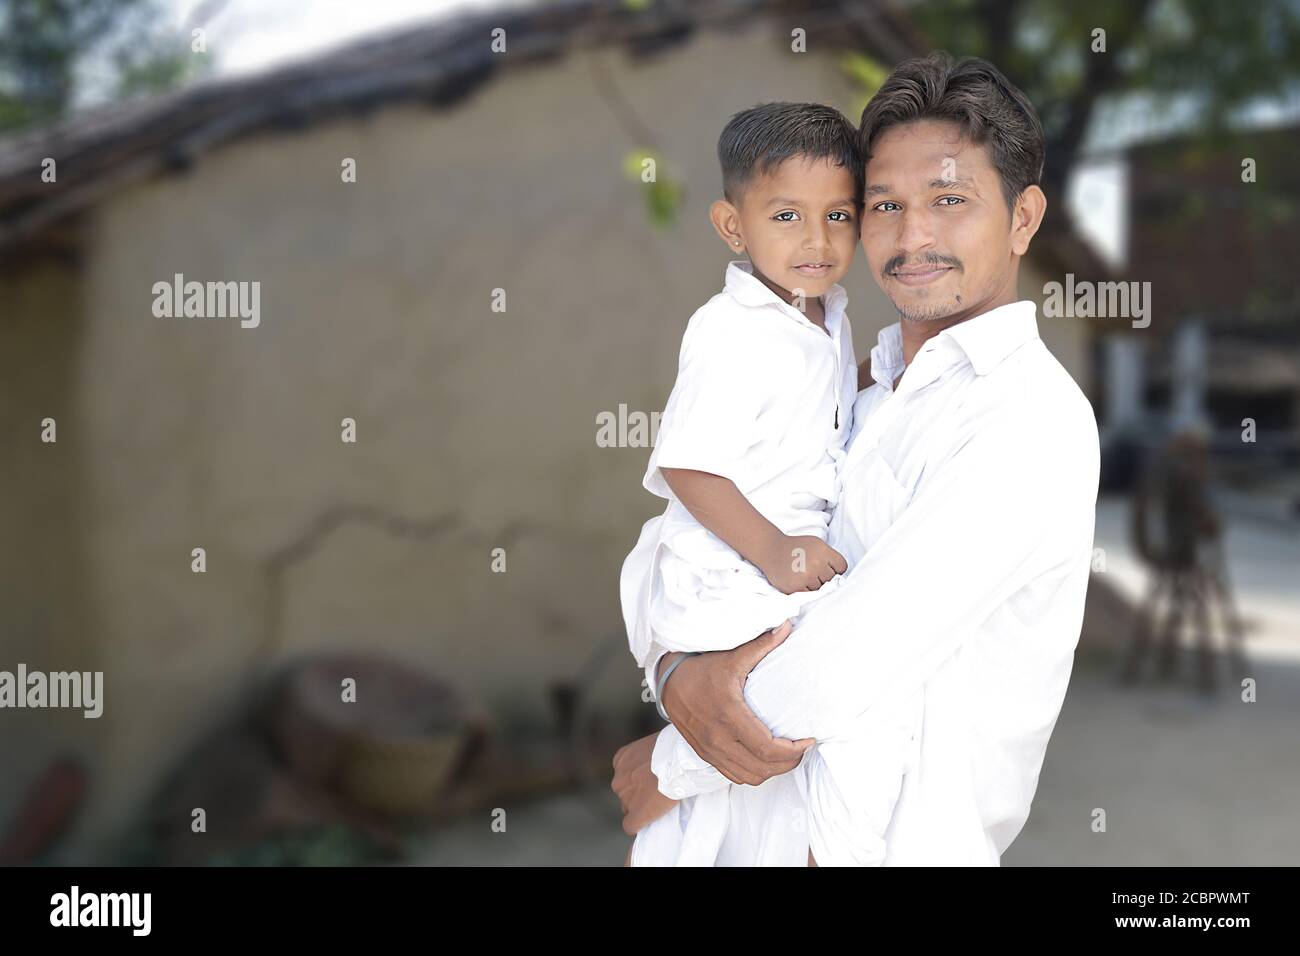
top-left (937, 196), bottom-right (965, 206)
top-left (828, 211), bottom-right (852, 222)
top-left (873, 201), bottom-right (901, 212)
top-left (774, 211), bottom-right (798, 221)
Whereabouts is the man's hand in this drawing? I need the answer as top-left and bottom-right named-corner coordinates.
top-left (611, 733), bottom-right (679, 836)
top-left (658, 620), bottom-right (815, 785)
top-left (758, 534), bottom-right (847, 595)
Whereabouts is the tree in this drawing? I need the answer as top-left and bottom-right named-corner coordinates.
top-left (839, 0), bottom-right (1300, 199)
top-left (0, 0), bottom-right (214, 133)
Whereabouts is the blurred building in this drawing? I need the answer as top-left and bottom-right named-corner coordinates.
top-left (1096, 124), bottom-right (1300, 503)
top-left (0, 0), bottom-right (1107, 856)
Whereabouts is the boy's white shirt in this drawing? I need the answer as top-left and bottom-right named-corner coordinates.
top-left (643, 300), bottom-right (1101, 865)
top-left (619, 257), bottom-right (869, 866)
top-left (621, 257), bottom-right (857, 680)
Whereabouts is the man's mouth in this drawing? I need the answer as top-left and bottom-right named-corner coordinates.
top-left (889, 265), bottom-right (953, 287)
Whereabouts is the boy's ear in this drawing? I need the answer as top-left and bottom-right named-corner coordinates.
top-left (709, 199), bottom-right (745, 252)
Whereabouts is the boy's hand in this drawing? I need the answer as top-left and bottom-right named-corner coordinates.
top-left (759, 534), bottom-right (847, 594)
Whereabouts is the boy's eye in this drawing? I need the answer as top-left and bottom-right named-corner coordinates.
top-left (937, 196), bottom-right (965, 206)
top-left (774, 210), bottom-right (853, 221)
top-left (873, 201), bottom-right (901, 212)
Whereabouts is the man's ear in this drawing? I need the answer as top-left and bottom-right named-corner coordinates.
top-left (1010, 184), bottom-right (1047, 257)
top-left (709, 199), bottom-right (745, 252)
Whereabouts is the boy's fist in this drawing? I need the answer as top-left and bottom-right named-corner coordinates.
top-left (759, 534), bottom-right (847, 594)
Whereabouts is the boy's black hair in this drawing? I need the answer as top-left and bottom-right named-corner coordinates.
top-left (718, 102), bottom-right (865, 208)
top-left (858, 52), bottom-right (1046, 210)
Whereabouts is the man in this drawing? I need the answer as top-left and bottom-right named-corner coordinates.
top-left (613, 51), bottom-right (1100, 866)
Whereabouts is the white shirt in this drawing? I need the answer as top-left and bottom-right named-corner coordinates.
top-left (649, 300), bottom-right (1100, 865)
top-left (622, 258), bottom-right (857, 680)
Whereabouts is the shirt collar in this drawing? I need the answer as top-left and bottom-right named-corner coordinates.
top-left (938, 300), bottom-right (1039, 375)
top-left (724, 258), bottom-right (848, 334)
top-left (869, 324), bottom-right (905, 391)
top-left (870, 299), bottom-right (1039, 391)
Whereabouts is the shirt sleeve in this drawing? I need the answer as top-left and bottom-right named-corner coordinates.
top-left (643, 648), bottom-right (664, 713)
top-left (644, 310), bottom-right (770, 498)
top-left (649, 723), bottom-right (731, 800)
top-left (740, 399), bottom-right (1099, 741)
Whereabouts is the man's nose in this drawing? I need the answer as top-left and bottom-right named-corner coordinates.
top-left (895, 208), bottom-right (936, 255)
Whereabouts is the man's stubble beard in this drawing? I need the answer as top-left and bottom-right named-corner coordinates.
top-left (880, 258), bottom-right (969, 324)
top-left (893, 296), bottom-right (963, 324)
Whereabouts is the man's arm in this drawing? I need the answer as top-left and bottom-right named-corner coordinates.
top-left (645, 626), bottom-right (811, 802)
top-left (743, 413), bottom-right (1097, 738)
top-left (647, 656), bottom-right (733, 800)
top-left (660, 404), bottom-right (1098, 755)
top-left (740, 413), bottom-right (1097, 740)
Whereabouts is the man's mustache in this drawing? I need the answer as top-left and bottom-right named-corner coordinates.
top-left (882, 253), bottom-right (964, 278)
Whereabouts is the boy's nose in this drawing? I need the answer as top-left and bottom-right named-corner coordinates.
top-left (802, 220), bottom-right (831, 252)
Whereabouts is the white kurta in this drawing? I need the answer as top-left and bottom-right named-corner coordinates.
top-left (622, 258), bottom-right (901, 866)
top-left (622, 258), bottom-right (856, 680)
top-left (646, 301), bottom-right (1101, 866)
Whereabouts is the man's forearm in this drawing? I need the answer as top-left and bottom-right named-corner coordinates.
top-left (735, 418), bottom-right (1093, 742)
top-left (649, 650), bottom-right (732, 800)
top-left (655, 650), bottom-right (686, 685)
top-left (644, 648), bottom-right (681, 712)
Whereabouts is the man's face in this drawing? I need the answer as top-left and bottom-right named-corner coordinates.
top-left (861, 119), bottom-right (1017, 323)
top-left (732, 155), bottom-right (860, 301)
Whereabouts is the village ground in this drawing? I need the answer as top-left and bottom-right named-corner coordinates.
top-left (405, 496), bottom-right (1300, 866)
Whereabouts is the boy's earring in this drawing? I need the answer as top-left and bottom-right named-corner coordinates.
top-left (733, 239), bottom-right (741, 245)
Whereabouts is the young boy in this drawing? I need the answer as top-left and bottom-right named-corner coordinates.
top-left (620, 103), bottom-right (920, 865)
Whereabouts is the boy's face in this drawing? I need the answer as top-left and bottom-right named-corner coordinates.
top-left (860, 118), bottom-right (1034, 323)
top-left (712, 156), bottom-right (860, 304)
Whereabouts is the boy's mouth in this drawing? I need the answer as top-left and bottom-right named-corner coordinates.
top-left (793, 262), bottom-right (833, 277)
